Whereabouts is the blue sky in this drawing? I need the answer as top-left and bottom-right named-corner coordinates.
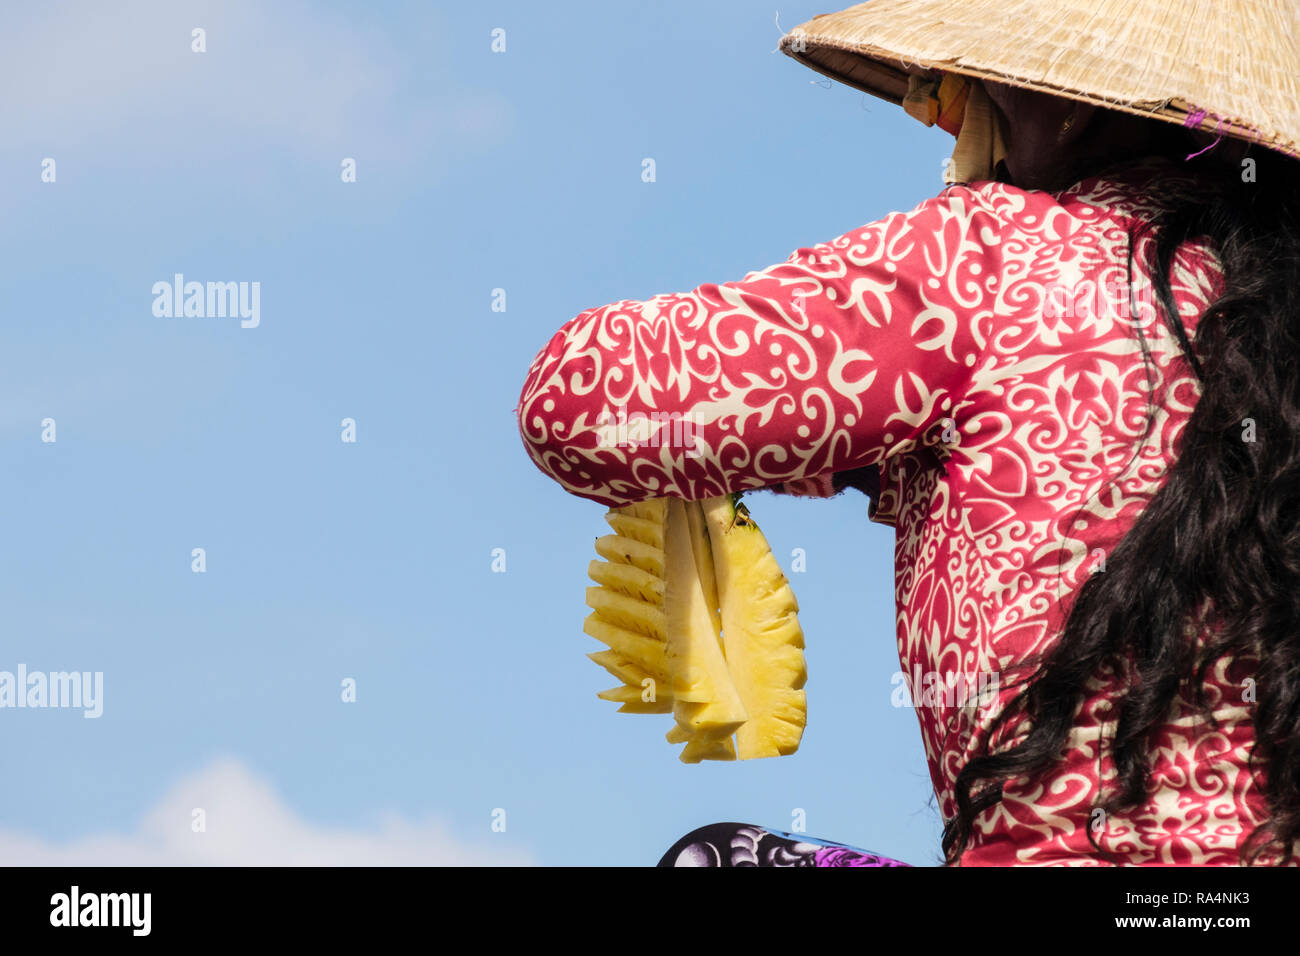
top-left (1, 0), bottom-right (958, 865)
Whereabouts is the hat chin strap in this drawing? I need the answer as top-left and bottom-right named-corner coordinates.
top-left (904, 74), bottom-right (1010, 185)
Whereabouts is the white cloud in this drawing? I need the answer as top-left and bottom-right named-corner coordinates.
top-left (0, 758), bottom-right (535, 866)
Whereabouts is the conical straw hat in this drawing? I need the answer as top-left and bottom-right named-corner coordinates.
top-left (780, 0), bottom-right (1300, 159)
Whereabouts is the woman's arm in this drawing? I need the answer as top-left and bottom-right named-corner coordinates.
top-left (516, 186), bottom-right (1007, 506)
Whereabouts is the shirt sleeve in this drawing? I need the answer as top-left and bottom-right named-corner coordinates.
top-left (515, 184), bottom-right (1009, 507)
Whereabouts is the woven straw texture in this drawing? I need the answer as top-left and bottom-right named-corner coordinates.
top-left (780, 0), bottom-right (1299, 157)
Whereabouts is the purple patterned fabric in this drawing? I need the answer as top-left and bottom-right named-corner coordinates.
top-left (658, 823), bottom-right (911, 867)
top-left (814, 846), bottom-right (907, 867)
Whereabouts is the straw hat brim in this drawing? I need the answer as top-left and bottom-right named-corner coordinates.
top-left (779, 0), bottom-right (1299, 159)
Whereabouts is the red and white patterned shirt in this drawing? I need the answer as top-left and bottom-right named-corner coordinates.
top-left (516, 158), bottom-right (1272, 865)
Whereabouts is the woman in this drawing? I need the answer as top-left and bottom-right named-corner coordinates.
top-left (515, 0), bottom-right (1300, 865)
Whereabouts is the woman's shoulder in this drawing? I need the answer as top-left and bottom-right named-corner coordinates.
top-left (1056, 156), bottom-right (1213, 221)
top-left (898, 175), bottom-right (1125, 256)
top-left (935, 156), bottom-right (1210, 227)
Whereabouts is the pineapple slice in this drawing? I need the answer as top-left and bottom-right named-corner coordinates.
top-left (663, 497), bottom-right (748, 738)
top-left (616, 700), bottom-right (674, 714)
top-left (620, 499), bottom-right (668, 523)
top-left (701, 494), bottom-right (807, 759)
top-left (604, 512), bottom-right (664, 549)
top-left (582, 616), bottom-right (670, 679)
top-left (585, 493), bottom-right (803, 763)
top-left (586, 560), bottom-right (663, 605)
top-left (665, 723), bottom-right (691, 745)
top-left (685, 501), bottom-right (723, 640)
top-left (587, 649), bottom-right (657, 686)
top-left (584, 586), bottom-right (666, 640)
top-left (668, 500), bottom-right (738, 762)
top-left (680, 734), bottom-right (737, 763)
top-left (593, 535), bottom-right (663, 577)
top-left (585, 501), bottom-right (676, 712)
top-left (597, 684), bottom-right (672, 714)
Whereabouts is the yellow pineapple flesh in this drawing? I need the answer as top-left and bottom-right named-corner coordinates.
top-left (582, 498), bottom-right (674, 712)
top-left (584, 492), bottom-right (805, 762)
top-left (663, 497), bottom-right (747, 731)
top-left (701, 495), bottom-right (807, 759)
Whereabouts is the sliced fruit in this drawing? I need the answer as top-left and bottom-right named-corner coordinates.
top-left (685, 500), bottom-right (723, 642)
top-left (620, 499), bottom-right (668, 523)
top-left (584, 493), bottom-right (805, 763)
top-left (585, 586), bottom-right (666, 640)
top-left (617, 700), bottom-right (674, 714)
top-left (594, 534), bottom-right (664, 577)
top-left (587, 649), bottom-right (658, 686)
top-left (597, 683), bottom-right (664, 705)
top-left (665, 724), bottom-right (691, 745)
top-left (585, 503), bottom-right (673, 718)
top-left (701, 494), bottom-right (807, 759)
top-left (582, 615), bottom-right (670, 679)
top-left (587, 560), bottom-right (663, 605)
top-left (663, 497), bottom-right (748, 740)
top-left (604, 513), bottom-right (663, 549)
top-left (680, 734), bottom-right (737, 763)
